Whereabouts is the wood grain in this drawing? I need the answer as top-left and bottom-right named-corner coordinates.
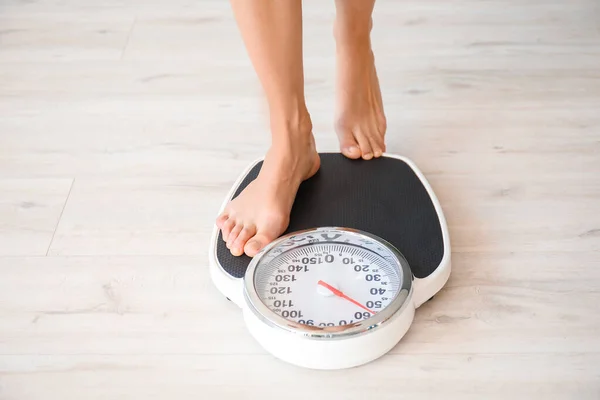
top-left (0, 354), bottom-right (597, 400)
top-left (0, 0), bottom-right (599, 398)
top-left (0, 179), bottom-right (72, 256)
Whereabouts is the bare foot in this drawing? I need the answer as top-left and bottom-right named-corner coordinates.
top-left (216, 121), bottom-right (320, 257)
top-left (334, 28), bottom-right (387, 160)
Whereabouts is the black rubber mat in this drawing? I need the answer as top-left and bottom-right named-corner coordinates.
top-left (216, 153), bottom-right (444, 279)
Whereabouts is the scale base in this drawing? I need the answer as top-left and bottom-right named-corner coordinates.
top-left (208, 152), bottom-right (451, 369)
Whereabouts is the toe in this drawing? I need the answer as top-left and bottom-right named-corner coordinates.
top-left (353, 129), bottom-right (374, 160)
top-left (371, 137), bottom-right (386, 158)
top-left (373, 118), bottom-right (387, 158)
top-left (216, 212), bottom-right (228, 229)
top-left (231, 226), bottom-right (256, 256)
top-left (244, 232), bottom-right (274, 257)
top-left (226, 224), bottom-right (243, 249)
top-left (360, 117), bottom-right (386, 159)
top-left (342, 145), bottom-right (361, 159)
top-left (336, 125), bottom-right (361, 159)
top-left (221, 218), bottom-right (235, 241)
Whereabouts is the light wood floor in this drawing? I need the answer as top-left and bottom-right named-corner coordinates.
top-left (1, 0), bottom-right (599, 398)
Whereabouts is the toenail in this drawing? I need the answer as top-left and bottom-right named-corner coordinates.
top-left (247, 240), bottom-right (260, 253)
top-left (345, 146), bottom-right (359, 156)
top-left (363, 153), bottom-right (373, 160)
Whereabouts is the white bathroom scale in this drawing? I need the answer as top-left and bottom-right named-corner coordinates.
top-left (209, 152), bottom-right (451, 370)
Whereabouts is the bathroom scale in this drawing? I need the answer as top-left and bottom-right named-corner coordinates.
top-left (208, 152), bottom-right (451, 370)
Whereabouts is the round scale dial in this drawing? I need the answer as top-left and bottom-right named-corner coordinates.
top-left (245, 227), bottom-right (411, 337)
top-left (255, 243), bottom-right (401, 327)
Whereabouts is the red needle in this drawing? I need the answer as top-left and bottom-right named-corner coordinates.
top-left (317, 280), bottom-right (375, 314)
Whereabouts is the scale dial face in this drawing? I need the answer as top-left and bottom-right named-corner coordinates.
top-left (244, 227), bottom-right (412, 338)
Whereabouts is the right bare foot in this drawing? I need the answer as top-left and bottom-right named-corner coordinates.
top-left (216, 119), bottom-right (320, 257)
top-left (334, 19), bottom-right (387, 161)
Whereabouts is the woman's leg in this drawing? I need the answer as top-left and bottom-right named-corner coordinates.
top-left (334, 0), bottom-right (387, 160)
top-left (217, 0), bottom-right (320, 257)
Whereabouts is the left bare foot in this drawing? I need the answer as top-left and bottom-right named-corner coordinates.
top-left (216, 114), bottom-right (320, 257)
top-left (334, 26), bottom-right (387, 160)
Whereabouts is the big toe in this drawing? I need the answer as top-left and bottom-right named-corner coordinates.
top-left (244, 232), bottom-right (274, 257)
top-left (336, 127), bottom-right (361, 159)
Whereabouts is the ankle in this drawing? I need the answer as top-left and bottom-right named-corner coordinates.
top-left (270, 107), bottom-right (313, 140)
top-left (333, 19), bottom-right (372, 50)
top-left (270, 116), bottom-right (316, 159)
top-left (268, 90), bottom-right (309, 123)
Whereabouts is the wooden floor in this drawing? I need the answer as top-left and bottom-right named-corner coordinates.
top-left (1, 0), bottom-right (599, 398)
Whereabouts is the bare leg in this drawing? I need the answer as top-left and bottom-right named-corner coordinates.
top-left (217, 0), bottom-right (320, 257)
top-left (334, 0), bottom-right (387, 160)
